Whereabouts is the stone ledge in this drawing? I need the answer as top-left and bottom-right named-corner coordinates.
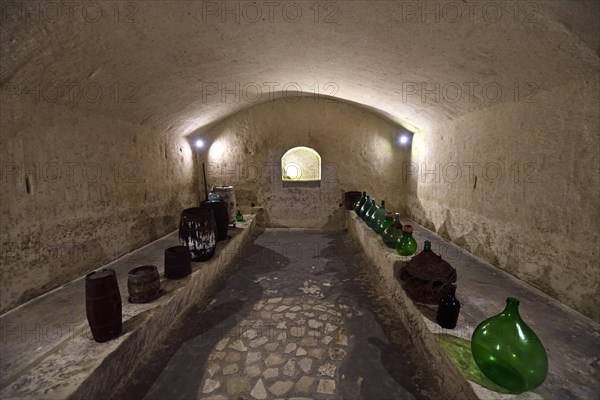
top-left (0, 214), bottom-right (259, 399)
top-left (347, 210), bottom-right (600, 400)
top-left (347, 211), bottom-right (479, 400)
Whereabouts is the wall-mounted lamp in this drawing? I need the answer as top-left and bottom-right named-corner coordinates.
top-left (195, 139), bottom-right (204, 148)
top-left (396, 129), bottom-right (414, 149)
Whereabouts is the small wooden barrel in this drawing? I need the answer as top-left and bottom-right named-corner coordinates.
top-left (127, 265), bottom-right (160, 303)
top-left (212, 185), bottom-right (236, 224)
top-left (164, 246), bottom-right (192, 278)
top-left (344, 191), bottom-right (362, 210)
top-left (179, 207), bottom-right (216, 261)
top-left (201, 200), bottom-right (229, 241)
top-left (85, 269), bottom-right (122, 342)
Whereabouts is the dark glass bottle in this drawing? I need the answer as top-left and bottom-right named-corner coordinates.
top-left (471, 297), bottom-right (548, 393)
top-left (436, 282), bottom-right (460, 329)
top-left (382, 213), bottom-right (403, 248)
top-left (376, 212), bottom-right (394, 235)
top-left (364, 198), bottom-right (378, 223)
top-left (396, 225), bottom-right (418, 256)
top-left (359, 195), bottom-right (372, 220)
top-left (369, 200), bottom-right (387, 229)
top-left (353, 191), bottom-right (367, 213)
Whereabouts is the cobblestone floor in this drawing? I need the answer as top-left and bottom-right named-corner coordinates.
top-left (117, 229), bottom-right (444, 400)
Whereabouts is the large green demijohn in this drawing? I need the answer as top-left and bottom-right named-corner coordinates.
top-left (471, 297), bottom-right (548, 393)
top-left (375, 212), bottom-right (393, 234)
top-left (382, 213), bottom-right (403, 248)
top-left (369, 200), bottom-right (387, 230)
top-left (396, 225), bottom-right (417, 256)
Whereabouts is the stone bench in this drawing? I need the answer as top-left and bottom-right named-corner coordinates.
top-left (0, 215), bottom-right (258, 399)
top-left (347, 210), bottom-right (600, 400)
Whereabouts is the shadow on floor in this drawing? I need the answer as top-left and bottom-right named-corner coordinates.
top-left (112, 235), bottom-right (290, 400)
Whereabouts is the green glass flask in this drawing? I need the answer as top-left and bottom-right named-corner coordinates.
top-left (353, 191), bottom-right (367, 213)
top-left (369, 200), bottom-right (387, 230)
top-left (359, 195), bottom-right (372, 220)
top-left (396, 225), bottom-right (418, 256)
top-left (375, 212), bottom-right (394, 235)
top-left (364, 198), bottom-right (378, 222)
top-left (471, 297), bottom-right (548, 393)
top-left (235, 210), bottom-right (244, 222)
top-left (382, 213), bottom-right (403, 248)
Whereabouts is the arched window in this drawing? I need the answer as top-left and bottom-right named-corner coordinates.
top-left (281, 146), bottom-right (321, 185)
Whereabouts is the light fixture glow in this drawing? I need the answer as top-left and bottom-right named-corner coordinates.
top-left (396, 130), bottom-right (414, 148)
top-left (208, 140), bottom-right (226, 160)
top-left (195, 139), bottom-right (204, 148)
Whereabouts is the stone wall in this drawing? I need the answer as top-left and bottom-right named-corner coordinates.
top-left (405, 76), bottom-right (600, 322)
top-left (197, 97), bottom-right (408, 229)
top-left (0, 101), bottom-right (198, 314)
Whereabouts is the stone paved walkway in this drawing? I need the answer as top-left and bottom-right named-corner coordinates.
top-left (198, 296), bottom-right (351, 399)
top-left (117, 229), bottom-right (444, 400)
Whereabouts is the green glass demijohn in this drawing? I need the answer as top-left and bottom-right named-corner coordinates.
top-left (396, 225), bottom-right (418, 256)
top-left (364, 198), bottom-right (378, 222)
top-left (375, 212), bottom-right (394, 235)
top-left (471, 297), bottom-right (548, 393)
top-left (369, 200), bottom-right (387, 230)
top-left (382, 213), bottom-right (403, 248)
top-left (359, 195), bottom-right (372, 220)
top-left (353, 191), bottom-right (367, 213)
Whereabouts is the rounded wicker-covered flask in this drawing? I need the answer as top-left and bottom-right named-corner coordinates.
top-left (398, 240), bottom-right (457, 304)
top-left (471, 297), bottom-right (548, 393)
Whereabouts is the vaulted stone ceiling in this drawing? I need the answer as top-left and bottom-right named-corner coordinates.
top-left (2, 1), bottom-right (598, 136)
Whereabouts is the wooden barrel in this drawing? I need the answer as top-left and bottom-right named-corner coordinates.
top-left (344, 191), bottom-right (362, 210)
top-left (127, 265), bottom-right (160, 303)
top-left (211, 185), bottom-right (236, 224)
top-left (85, 269), bottom-right (122, 342)
top-left (179, 207), bottom-right (216, 261)
top-left (164, 246), bottom-right (192, 278)
top-left (201, 200), bottom-right (229, 241)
